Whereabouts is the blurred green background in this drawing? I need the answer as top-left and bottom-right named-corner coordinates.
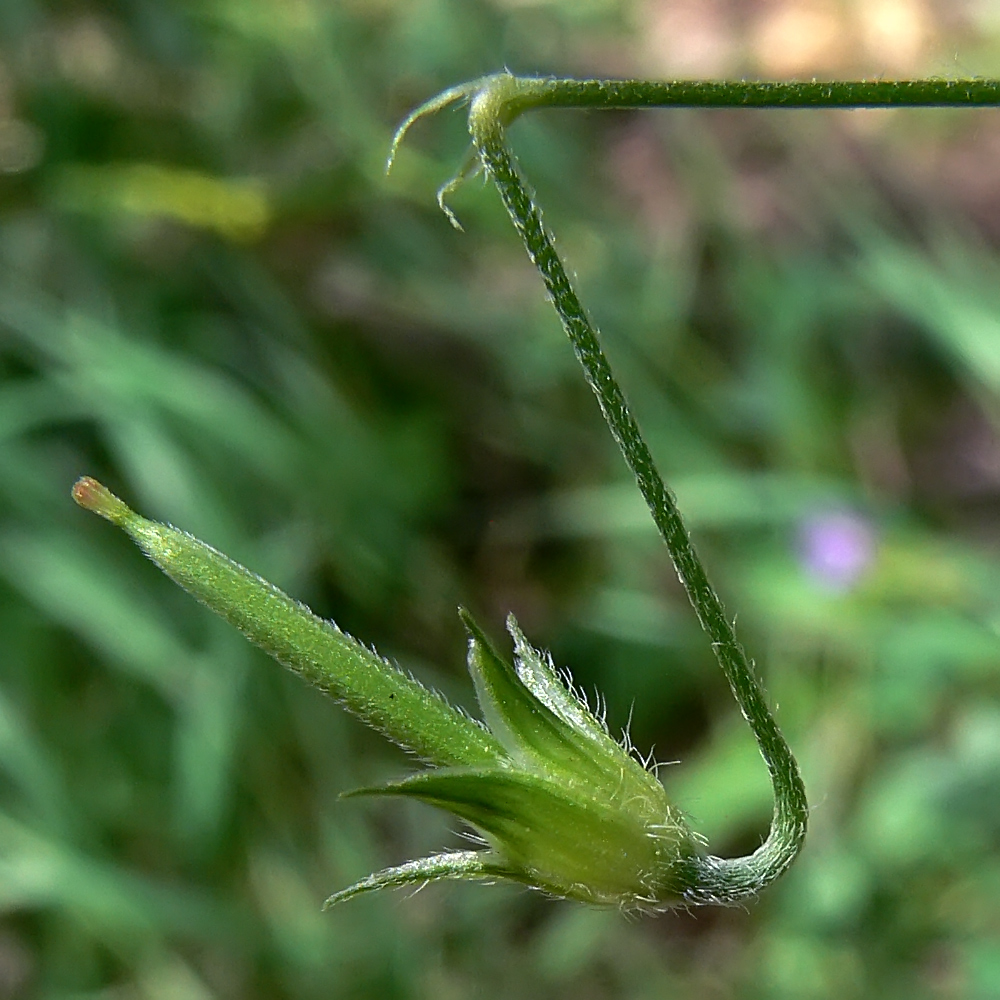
top-left (3, 0), bottom-right (1000, 997)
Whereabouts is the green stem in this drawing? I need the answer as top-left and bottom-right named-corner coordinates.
top-left (484, 75), bottom-right (1000, 115)
top-left (391, 74), bottom-right (1000, 178)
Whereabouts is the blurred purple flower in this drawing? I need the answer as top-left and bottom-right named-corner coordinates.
top-left (798, 511), bottom-right (875, 591)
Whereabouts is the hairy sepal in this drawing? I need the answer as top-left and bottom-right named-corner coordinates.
top-left (347, 767), bottom-right (694, 908)
top-left (462, 610), bottom-right (668, 811)
top-left (323, 850), bottom-right (509, 908)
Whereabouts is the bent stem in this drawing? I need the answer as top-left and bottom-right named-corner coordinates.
top-left (467, 79), bottom-right (806, 901)
top-left (414, 70), bottom-right (999, 895)
top-left (384, 71), bottom-right (1000, 900)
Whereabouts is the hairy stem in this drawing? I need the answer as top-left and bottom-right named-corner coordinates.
top-left (390, 74), bottom-right (1000, 179)
top-left (484, 74), bottom-right (1000, 115)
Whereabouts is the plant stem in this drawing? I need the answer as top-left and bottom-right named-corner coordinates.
top-left (484, 75), bottom-right (1000, 116)
top-left (462, 75), bottom-right (825, 898)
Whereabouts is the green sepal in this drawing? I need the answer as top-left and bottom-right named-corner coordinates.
top-left (347, 767), bottom-right (694, 906)
top-left (461, 609), bottom-right (598, 776)
top-left (505, 615), bottom-right (611, 744)
top-left (461, 609), bottom-right (666, 809)
top-left (323, 850), bottom-right (510, 908)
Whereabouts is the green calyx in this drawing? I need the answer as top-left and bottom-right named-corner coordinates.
top-left (347, 613), bottom-right (698, 910)
top-left (344, 766), bottom-right (693, 910)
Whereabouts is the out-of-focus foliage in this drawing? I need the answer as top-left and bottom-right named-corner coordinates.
top-left (2, 0), bottom-right (1000, 997)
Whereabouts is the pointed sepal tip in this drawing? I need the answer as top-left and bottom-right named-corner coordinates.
top-left (323, 850), bottom-right (500, 908)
